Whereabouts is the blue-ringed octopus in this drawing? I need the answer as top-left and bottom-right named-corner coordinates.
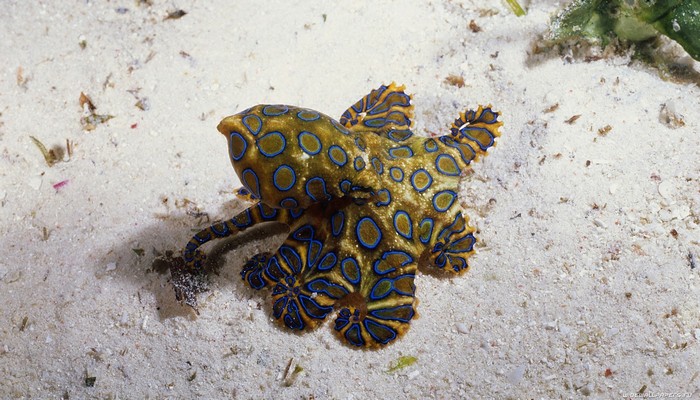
top-left (170, 83), bottom-right (502, 348)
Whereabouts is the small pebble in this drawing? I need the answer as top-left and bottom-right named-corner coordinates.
top-left (544, 321), bottom-right (557, 330)
top-left (507, 365), bottom-right (526, 385)
top-left (694, 329), bottom-right (700, 341)
top-left (455, 323), bottom-right (469, 334)
top-left (105, 262), bottom-right (117, 272)
top-left (657, 180), bottom-right (673, 199)
top-left (406, 370), bottom-right (420, 379)
top-left (141, 316), bottom-right (149, 330)
top-left (593, 219), bottom-right (607, 229)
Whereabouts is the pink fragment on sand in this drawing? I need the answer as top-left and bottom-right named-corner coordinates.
top-left (53, 180), bottom-right (69, 191)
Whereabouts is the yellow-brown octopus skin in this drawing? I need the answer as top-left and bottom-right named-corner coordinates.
top-left (172, 83), bottom-right (502, 348)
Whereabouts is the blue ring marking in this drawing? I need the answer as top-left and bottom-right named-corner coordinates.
top-left (354, 137), bottom-right (367, 151)
top-left (345, 323), bottom-right (364, 347)
top-left (389, 167), bottom-right (404, 182)
top-left (290, 207), bottom-right (304, 219)
top-left (460, 127), bottom-right (495, 150)
top-left (339, 179), bottom-right (352, 194)
top-left (331, 211), bottom-right (345, 237)
top-left (445, 234), bottom-right (476, 254)
top-left (241, 168), bottom-right (261, 199)
top-left (210, 223), bottom-right (230, 237)
top-left (292, 224), bottom-right (314, 241)
top-left (283, 300), bottom-right (304, 330)
top-left (298, 131), bottom-right (322, 155)
top-left (297, 109), bottom-right (320, 121)
top-left (242, 115), bottom-right (262, 135)
top-left (439, 136), bottom-right (457, 146)
top-left (352, 98), bottom-right (365, 113)
top-left (424, 138), bottom-right (438, 152)
top-left (306, 278), bottom-right (348, 299)
top-left (440, 136), bottom-right (476, 165)
top-left (258, 203), bottom-right (278, 220)
top-left (435, 154), bottom-right (461, 176)
top-left (353, 156), bottom-right (365, 171)
top-left (437, 212), bottom-right (465, 243)
top-left (445, 255), bottom-right (468, 272)
top-left (264, 256), bottom-right (286, 282)
top-left (369, 278), bottom-right (394, 300)
top-left (455, 142), bottom-right (477, 165)
top-left (340, 111), bottom-right (352, 126)
top-left (272, 295), bottom-right (288, 318)
top-left (372, 250), bottom-right (413, 275)
top-left (332, 119), bottom-right (350, 135)
top-left (393, 210), bottom-right (413, 240)
top-left (317, 252), bottom-right (337, 271)
top-left (375, 188), bottom-right (391, 207)
top-left (371, 157), bottom-right (383, 174)
top-left (334, 308), bottom-right (352, 331)
top-left (241, 254), bottom-right (267, 289)
top-left (273, 164), bottom-right (296, 191)
top-left (243, 267), bottom-right (265, 290)
top-left (256, 131), bottom-right (286, 157)
top-left (328, 145), bottom-right (348, 167)
top-left (387, 129), bottom-right (413, 142)
top-left (385, 111), bottom-right (410, 127)
top-left (341, 257), bottom-right (361, 285)
top-left (228, 132), bottom-right (247, 161)
top-left (484, 108), bottom-right (499, 123)
top-left (369, 274), bottom-right (415, 301)
top-left (262, 104), bottom-right (289, 116)
top-left (307, 240), bottom-right (323, 267)
top-left (299, 294), bottom-right (333, 319)
top-left (305, 176), bottom-right (330, 202)
top-left (432, 190), bottom-right (457, 212)
top-left (369, 305), bottom-right (416, 322)
top-left (480, 108), bottom-right (499, 123)
top-left (279, 197), bottom-right (298, 209)
top-left (435, 253), bottom-right (447, 268)
top-left (363, 319), bottom-right (396, 345)
top-left (356, 216), bottom-right (382, 249)
top-left (363, 117), bottom-right (387, 128)
top-left (410, 169), bottom-right (433, 193)
top-left (279, 245), bottom-right (303, 275)
top-left (388, 146), bottom-right (414, 159)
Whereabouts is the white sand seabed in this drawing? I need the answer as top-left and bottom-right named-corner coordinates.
top-left (1, 0), bottom-right (699, 398)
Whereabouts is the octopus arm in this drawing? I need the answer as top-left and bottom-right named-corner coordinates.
top-left (340, 82), bottom-right (414, 134)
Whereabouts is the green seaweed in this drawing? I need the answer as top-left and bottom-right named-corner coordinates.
top-left (506, 0), bottom-right (526, 17)
top-left (387, 355), bottom-right (417, 373)
top-left (546, 0), bottom-right (700, 61)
